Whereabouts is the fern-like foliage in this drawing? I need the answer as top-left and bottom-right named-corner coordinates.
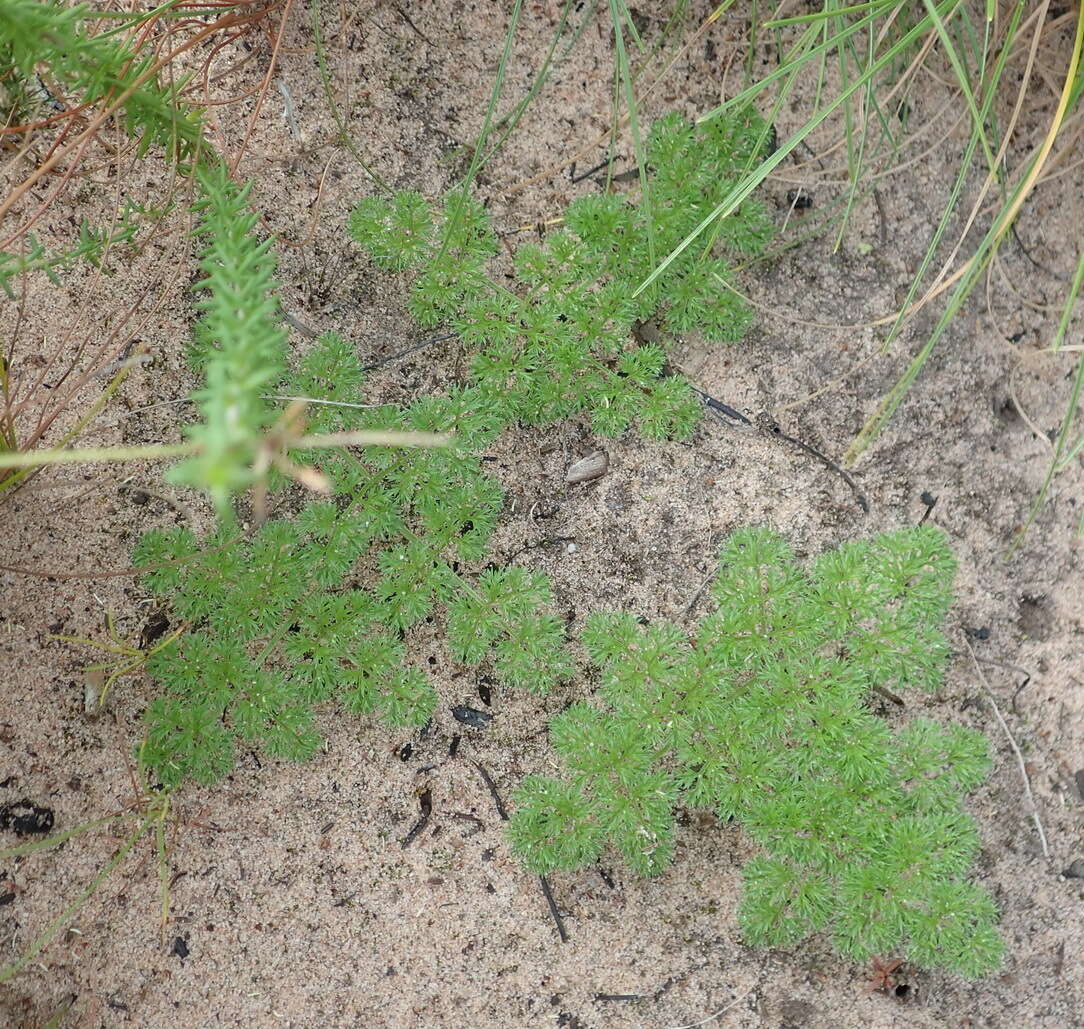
top-left (348, 111), bottom-right (773, 441)
top-left (134, 333), bottom-right (570, 788)
top-left (508, 526), bottom-right (1003, 979)
top-left (169, 162), bottom-right (287, 510)
top-left (0, 0), bottom-right (201, 159)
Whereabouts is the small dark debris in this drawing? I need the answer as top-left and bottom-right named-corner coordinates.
top-left (778, 998), bottom-right (817, 1027)
top-left (764, 122), bottom-right (779, 157)
top-left (478, 682), bottom-right (492, 706)
top-left (0, 776), bottom-right (15, 789)
top-left (448, 734), bottom-right (461, 758)
top-left (557, 1014), bottom-right (585, 1029)
top-left (0, 799), bottom-right (55, 837)
top-left (473, 763), bottom-right (508, 820)
top-left (1074, 769), bottom-right (1084, 803)
top-left (786, 188), bottom-right (813, 209)
top-left (171, 936), bottom-right (189, 959)
top-left (0, 891), bottom-right (15, 906)
top-left (397, 743), bottom-right (413, 761)
top-left (138, 610), bottom-right (170, 650)
top-left (919, 491), bottom-right (938, 524)
top-left (596, 993), bottom-right (642, 1002)
top-left (598, 867), bottom-right (615, 889)
top-left (1062, 859), bottom-right (1084, 879)
top-left (481, 847), bottom-right (496, 862)
top-left (401, 789), bottom-right (433, 848)
top-left (106, 997), bottom-right (129, 1012)
top-left (628, 7), bottom-right (651, 34)
top-left (539, 874), bottom-right (569, 942)
top-left (452, 706), bottom-right (492, 730)
top-left (450, 811), bottom-right (484, 837)
top-left (965, 626), bottom-right (990, 640)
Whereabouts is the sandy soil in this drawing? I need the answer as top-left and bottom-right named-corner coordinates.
top-left (2, 3), bottom-right (1082, 1027)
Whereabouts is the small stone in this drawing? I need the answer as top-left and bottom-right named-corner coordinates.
top-left (565, 450), bottom-right (608, 485)
top-left (1063, 859), bottom-right (1084, 879)
top-left (566, 543), bottom-right (577, 555)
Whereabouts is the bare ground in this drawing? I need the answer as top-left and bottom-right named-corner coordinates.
top-left (2, 3), bottom-right (1083, 1027)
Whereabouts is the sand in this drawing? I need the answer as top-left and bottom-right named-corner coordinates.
top-left (2, 3), bottom-right (1082, 1027)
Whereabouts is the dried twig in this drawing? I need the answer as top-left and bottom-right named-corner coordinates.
top-left (963, 637), bottom-right (1049, 859)
top-left (664, 985), bottom-right (757, 1029)
top-left (538, 874), bottom-right (568, 943)
top-left (473, 762), bottom-right (509, 821)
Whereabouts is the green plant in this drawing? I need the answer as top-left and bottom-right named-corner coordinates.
top-left (130, 331), bottom-right (570, 788)
top-left (508, 525), bottom-right (1003, 979)
top-left (0, 1), bottom-right (306, 503)
top-left (348, 109), bottom-right (773, 440)
top-left (169, 160), bottom-right (290, 508)
top-left (624, 2), bottom-right (1083, 536)
top-left (0, 0), bottom-right (202, 164)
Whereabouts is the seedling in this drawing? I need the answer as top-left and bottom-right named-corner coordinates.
top-left (51, 609), bottom-right (189, 710)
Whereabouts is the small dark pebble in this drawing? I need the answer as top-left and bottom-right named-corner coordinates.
top-left (478, 682), bottom-right (492, 706)
top-left (481, 847), bottom-right (496, 862)
top-left (448, 734), bottom-right (461, 758)
top-left (1063, 859), bottom-right (1084, 879)
top-left (965, 626), bottom-right (990, 640)
top-left (451, 706), bottom-right (492, 730)
top-left (171, 936), bottom-right (189, 959)
top-left (0, 891), bottom-right (15, 906)
top-left (0, 799), bottom-right (55, 837)
top-left (397, 743), bottom-right (413, 761)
